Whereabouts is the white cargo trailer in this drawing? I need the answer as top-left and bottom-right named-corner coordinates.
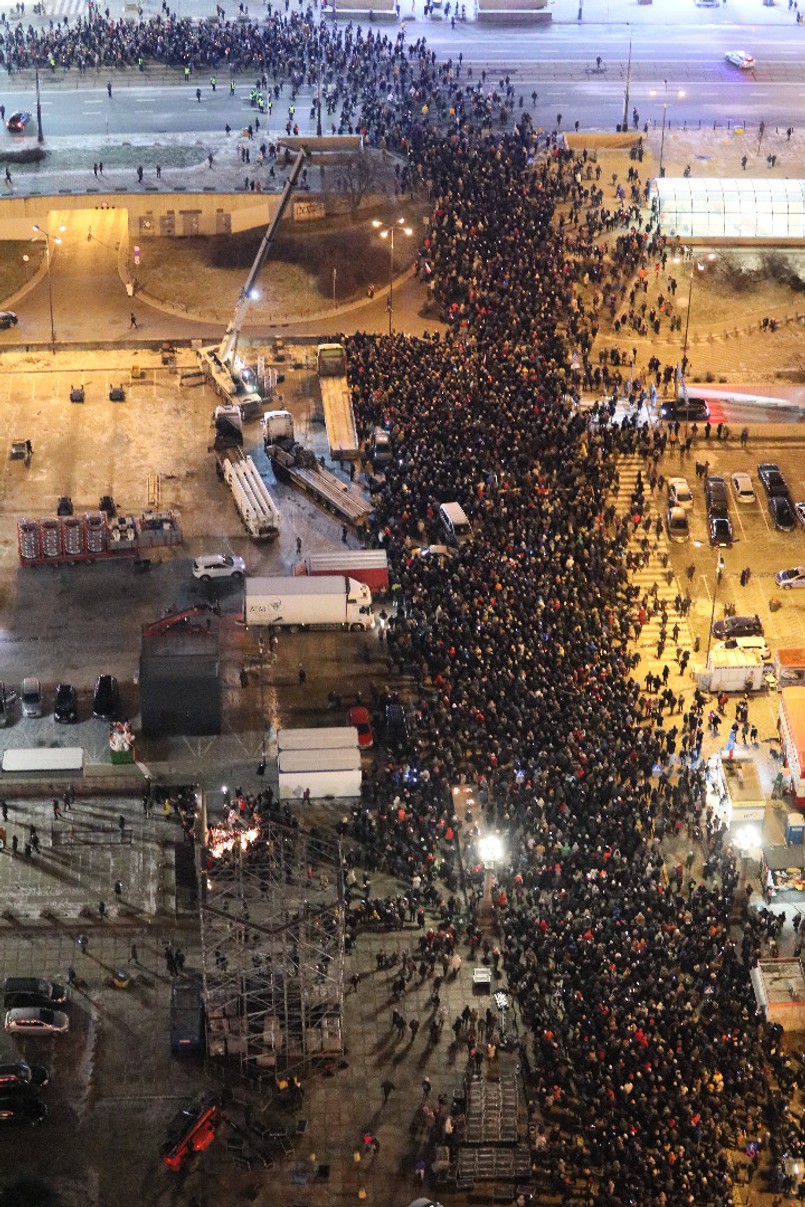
top-left (277, 727), bottom-right (360, 752)
top-left (278, 747), bottom-right (362, 800)
top-left (244, 576), bottom-right (374, 630)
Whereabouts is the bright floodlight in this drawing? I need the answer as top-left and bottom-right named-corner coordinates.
top-left (478, 834), bottom-right (504, 865)
top-left (736, 825), bottom-right (761, 851)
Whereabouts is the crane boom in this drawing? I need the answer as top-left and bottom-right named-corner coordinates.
top-left (218, 147), bottom-right (310, 367)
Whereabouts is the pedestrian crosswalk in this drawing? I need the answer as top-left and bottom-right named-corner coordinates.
top-left (34, 0), bottom-right (88, 19)
top-left (611, 456), bottom-right (695, 683)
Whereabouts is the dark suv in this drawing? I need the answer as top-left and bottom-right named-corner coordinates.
top-left (383, 702), bottom-right (410, 752)
top-left (3, 978), bottom-right (67, 1010)
top-left (704, 475), bottom-right (729, 518)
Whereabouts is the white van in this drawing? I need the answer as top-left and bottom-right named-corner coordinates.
top-left (438, 502), bottom-right (473, 546)
top-left (711, 636), bottom-right (771, 663)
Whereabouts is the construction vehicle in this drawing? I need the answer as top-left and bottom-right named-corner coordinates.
top-left (316, 342), bottom-right (359, 460)
top-left (262, 410), bottom-right (370, 529)
top-left (161, 1095), bottom-right (221, 1172)
top-left (213, 406), bottom-right (281, 542)
top-left (196, 146), bottom-right (310, 414)
top-left (142, 605), bottom-right (220, 640)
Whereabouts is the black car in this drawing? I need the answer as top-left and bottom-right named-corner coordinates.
top-left (0, 1096), bottom-right (47, 1126)
top-left (659, 397), bottom-right (709, 422)
top-left (0, 311), bottom-right (17, 331)
top-left (704, 475), bottom-right (729, 517)
top-left (383, 701), bottom-right (410, 752)
top-left (757, 462), bottom-right (790, 498)
top-left (5, 111), bottom-right (30, 133)
top-left (92, 674), bottom-right (121, 720)
top-left (54, 683), bottom-right (78, 724)
top-left (3, 978), bottom-right (67, 1011)
top-left (712, 614), bottom-right (763, 640)
top-left (769, 494), bottom-right (797, 531)
top-left (0, 1062), bottom-right (49, 1091)
top-left (708, 515), bottom-right (733, 547)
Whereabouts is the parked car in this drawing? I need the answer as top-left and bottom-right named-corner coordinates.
top-left (0, 1096), bottom-right (47, 1126)
top-left (667, 476), bottom-right (693, 511)
top-left (92, 674), bottom-right (121, 720)
top-left (725, 50), bottom-right (755, 69)
top-left (0, 683), bottom-right (9, 728)
top-left (192, 554), bottom-right (246, 581)
top-left (757, 463), bottom-right (790, 498)
top-left (704, 475), bottom-right (729, 516)
top-left (5, 1008), bottom-right (69, 1036)
top-left (712, 614), bottom-right (763, 640)
top-left (0, 1062), bottom-right (49, 1091)
top-left (769, 495), bottom-right (796, 531)
top-left (712, 636), bottom-right (771, 662)
top-left (347, 704), bottom-right (374, 749)
top-left (731, 472), bottom-right (756, 504)
top-left (796, 502), bottom-right (805, 529)
top-left (659, 397), bottom-right (709, 422)
top-left (666, 506), bottom-right (689, 542)
top-left (776, 566), bottom-right (805, 590)
top-left (20, 677), bottom-right (42, 719)
top-left (54, 683), bottom-right (78, 724)
top-left (4, 978), bottom-right (66, 1010)
top-left (708, 515), bottom-right (733, 547)
top-left (0, 311), bottom-right (18, 330)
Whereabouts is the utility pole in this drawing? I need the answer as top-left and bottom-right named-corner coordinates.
top-left (35, 68), bottom-right (44, 144)
top-left (622, 34), bottom-right (632, 133)
top-left (659, 79), bottom-right (668, 178)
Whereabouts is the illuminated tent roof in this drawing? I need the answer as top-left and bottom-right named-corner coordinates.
top-left (649, 177), bottom-right (805, 239)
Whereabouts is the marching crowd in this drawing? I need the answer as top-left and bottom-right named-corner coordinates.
top-left (4, 0), bottom-right (795, 1199)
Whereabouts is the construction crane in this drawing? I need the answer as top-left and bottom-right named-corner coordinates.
top-left (197, 137), bottom-right (362, 411)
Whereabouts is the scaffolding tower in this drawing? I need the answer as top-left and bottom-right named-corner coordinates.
top-left (199, 818), bottom-right (346, 1082)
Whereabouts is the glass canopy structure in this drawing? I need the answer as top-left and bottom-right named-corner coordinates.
top-left (649, 178), bottom-right (805, 240)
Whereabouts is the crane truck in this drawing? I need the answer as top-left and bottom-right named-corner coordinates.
top-left (196, 137), bottom-right (361, 415)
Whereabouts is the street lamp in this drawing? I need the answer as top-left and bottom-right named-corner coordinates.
top-left (32, 224), bottom-right (64, 352)
top-left (678, 252), bottom-right (716, 383)
top-left (705, 551), bottom-right (726, 665)
top-left (35, 67), bottom-right (44, 144)
top-left (622, 32), bottom-right (632, 133)
top-left (372, 217), bottom-right (412, 336)
top-left (653, 81), bottom-right (685, 179)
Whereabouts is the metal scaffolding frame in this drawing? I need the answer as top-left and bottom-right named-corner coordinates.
top-left (199, 818), bottom-right (346, 1082)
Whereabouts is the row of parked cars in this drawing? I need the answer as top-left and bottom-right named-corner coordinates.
top-left (0, 979), bottom-right (69, 1126)
top-left (0, 675), bottom-right (122, 726)
top-left (665, 463), bottom-right (805, 549)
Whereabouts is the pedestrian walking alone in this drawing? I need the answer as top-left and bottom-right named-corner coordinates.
top-left (130, 312), bottom-right (138, 329)
top-left (381, 1078), bottom-right (396, 1103)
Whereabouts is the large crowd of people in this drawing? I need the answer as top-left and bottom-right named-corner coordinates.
top-left (6, 1), bottom-right (792, 1198)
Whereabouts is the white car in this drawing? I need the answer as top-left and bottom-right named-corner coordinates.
top-left (776, 566), bottom-right (805, 590)
top-left (192, 554), bottom-right (246, 581)
top-left (731, 472), bottom-right (756, 505)
top-left (795, 502), bottom-right (805, 529)
top-left (667, 476), bottom-right (693, 511)
top-left (725, 51), bottom-right (755, 70)
top-left (5, 1008), bottom-right (69, 1036)
top-left (712, 636), bottom-right (771, 662)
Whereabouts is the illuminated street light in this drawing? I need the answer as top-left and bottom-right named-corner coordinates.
top-left (31, 223), bottom-right (65, 353)
top-left (372, 217), bottom-right (413, 336)
top-left (478, 834), bottom-right (504, 866)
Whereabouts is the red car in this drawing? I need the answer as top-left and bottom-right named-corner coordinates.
top-left (347, 705), bottom-right (374, 749)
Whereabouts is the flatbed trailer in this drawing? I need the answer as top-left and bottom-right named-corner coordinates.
top-left (267, 443), bottom-right (370, 528)
top-left (317, 343), bottom-right (359, 461)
